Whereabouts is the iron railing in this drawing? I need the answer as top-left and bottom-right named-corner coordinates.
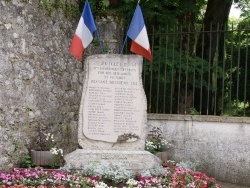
top-left (127, 24), bottom-right (250, 116)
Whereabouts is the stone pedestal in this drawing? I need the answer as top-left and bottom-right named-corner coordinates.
top-left (64, 149), bottom-right (161, 173)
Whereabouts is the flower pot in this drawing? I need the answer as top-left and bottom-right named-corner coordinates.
top-left (155, 151), bottom-right (168, 164)
top-left (31, 150), bottom-right (53, 166)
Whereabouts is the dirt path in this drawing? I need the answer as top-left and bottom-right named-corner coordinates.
top-left (218, 181), bottom-right (250, 188)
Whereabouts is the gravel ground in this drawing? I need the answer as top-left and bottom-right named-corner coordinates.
top-left (218, 181), bottom-right (250, 188)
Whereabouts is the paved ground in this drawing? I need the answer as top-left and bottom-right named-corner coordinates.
top-left (218, 181), bottom-right (250, 188)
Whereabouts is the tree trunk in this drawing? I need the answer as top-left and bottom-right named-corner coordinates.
top-left (197, 0), bottom-right (232, 61)
top-left (109, 0), bottom-right (118, 8)
top-left (195, 0), bottom-right (233, 115)
top-left (172, 0), bottom-right (197, 114)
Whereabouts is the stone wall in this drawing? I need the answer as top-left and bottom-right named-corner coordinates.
top-left (0, 0), bottom-right (124, 169)
top-left (0, 0), bottom-right (83, 169)
top-left (148, 114), bottom-right (250, 186)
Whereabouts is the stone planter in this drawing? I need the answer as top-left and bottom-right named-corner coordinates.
top-left (31, 150), bottom-right (53, 166)
top-left (155, 151), bottom-right (168, 164)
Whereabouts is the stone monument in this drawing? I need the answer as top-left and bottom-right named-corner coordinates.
top-left (64, 54), bottom-right (161, 173)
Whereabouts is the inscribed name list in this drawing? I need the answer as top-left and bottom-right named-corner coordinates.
top-left (82, 57), bottom-right (144, 142)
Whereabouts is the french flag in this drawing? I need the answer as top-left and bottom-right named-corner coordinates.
top-left (127, 4), bottom-right (152, 62)
top-left (69, 0), bottom-right (97, 61)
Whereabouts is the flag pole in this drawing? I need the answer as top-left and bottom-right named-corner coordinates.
top-left (120, 35), bottom-right (128, 54)
top-left (88, 0), bottom-right (104, 54)
top-left (120, 0), bottom-right (141, 55)
top-left (95, 29), bottom-right (104, 54)
top-left (120, 2), bottom-right (138, 54)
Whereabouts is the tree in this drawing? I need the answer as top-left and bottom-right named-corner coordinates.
top-left (83, 0), bottom-right (236, 115)
top-left (235, 0), bottom-right (250, 18)
top-left (224, 18), bottom-right (250, 116)
top-left (195, 0), bottom-right (233, 115)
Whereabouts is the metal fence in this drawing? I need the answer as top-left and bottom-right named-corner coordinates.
top-left (134, 24), bottom-right (250, 116)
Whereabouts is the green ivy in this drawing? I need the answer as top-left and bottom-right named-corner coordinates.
top-left (22, 155), bottom-right (33, 168)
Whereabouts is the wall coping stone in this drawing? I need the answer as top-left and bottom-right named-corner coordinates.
top-left (147, 113), bottom-right (250, 124)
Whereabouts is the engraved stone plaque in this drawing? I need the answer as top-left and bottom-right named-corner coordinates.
top-left (79, 54), bottom-right (146, 143)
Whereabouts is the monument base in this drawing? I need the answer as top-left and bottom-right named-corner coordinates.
top-left (64, 149), bottom-right (161, 173)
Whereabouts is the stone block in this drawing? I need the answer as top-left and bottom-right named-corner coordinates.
top-left (64, 149), bottom-right (161, 173)
top-left (78, 54), bottom-right (147, 151)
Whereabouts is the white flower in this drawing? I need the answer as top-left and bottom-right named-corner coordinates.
top-left (145, 140), bottom-right (157, 149)
top-left (58, 149), bottom-right (63, 156)
top-left (44, 132), bottom-right (55, 142)
top-left (50, 147), bottom-right (64, 156)
top-left (187, 182), bottom-right (196, 188)
top-left (126, 178), bottom-right (138, 186)
top-left (95, 181), bottom-right (109, 188)
top-left (50, 147), bottom-right (58, 155)
top-left (44, 133), bottom-right (49, 141)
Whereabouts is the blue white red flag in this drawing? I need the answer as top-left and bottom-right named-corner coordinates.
top-left (69, 0), bottom-right (97, 61)
top-left (127, 4), bottom-right (152, 62)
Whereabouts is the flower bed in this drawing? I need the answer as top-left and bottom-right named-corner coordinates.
top-left (0, 163), bottom-right (220, 188)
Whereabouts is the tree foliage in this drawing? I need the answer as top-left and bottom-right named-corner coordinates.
top-left (75, 0), bottom-right (250, 116)
top-left (86, 0), bottom-right (206, 28)
top-left (234, 0), bottom-right (250, 18)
